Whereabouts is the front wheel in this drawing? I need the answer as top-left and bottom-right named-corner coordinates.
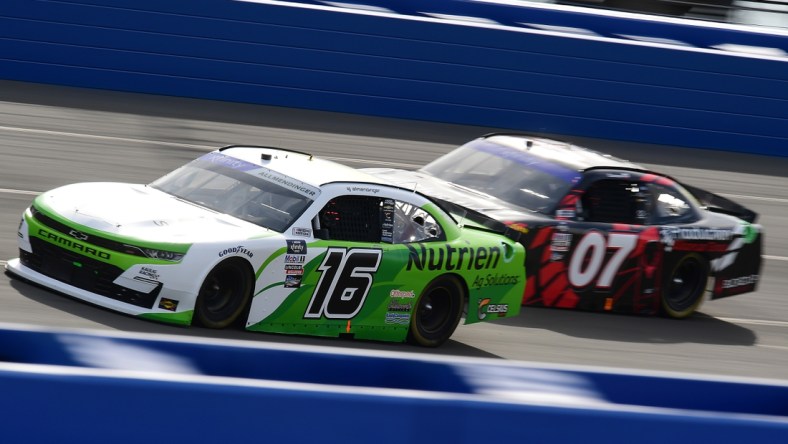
top-left (194, 258), bottom-right (253, 329)
top-left (408, 276), bottom-right (465, 347)
top-left (661, 253), bottom-right (709, 319)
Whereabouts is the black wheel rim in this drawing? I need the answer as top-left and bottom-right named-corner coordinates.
top-left (666, 258), bottom-right (704, 311)
top-left (418, 285), bottom-right (453, 334)
top-left (199, 266), bottom-right (244, 320)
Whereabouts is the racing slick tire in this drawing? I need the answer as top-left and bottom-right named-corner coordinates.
top-left (661, 253), bottom-right (709, 319)
top-left (194, 258), bottom-right (254, 329)
top-left (408, 275), bottom-right (465, 347)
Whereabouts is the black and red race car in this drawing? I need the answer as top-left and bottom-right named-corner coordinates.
top-left (366, 133), bottom-right (763, 318)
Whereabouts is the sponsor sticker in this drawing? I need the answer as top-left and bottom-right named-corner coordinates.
top-left (219, 245), bottom-right (253, 258)
top-left (285, 266), bottom-right (304, 275)
top-left (284, 274), bottom-right (302, 288)
top-left (158, 298), bottom-right (179, 311)
top-left (286, 239), bottom-right (307, 255)
top-left (477, 298), bottom-right (508, 320)
top-left (722, 274), bottom-right (758, 289)
top-left (387, 302), bottom-right (412, 312)
top-left (551, 232), bottom-right (572, 252)
top-left (285, 254), bottom-right (306, 264)
top-left (389, 289), bottom-right (416, 299)
top-left (291, 227), bottom-right (312, 237)
top-left (660, 227), bottom-right (733, 251)
top-left (385, 312), bottom-right (410, 325)
top-left (139, 266), bottom-right (160, 281)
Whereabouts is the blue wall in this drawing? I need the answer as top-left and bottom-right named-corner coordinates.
top-left (1, 325), bottom-right (787, 442)
top-left (0, 0), bottom-right (786, 155)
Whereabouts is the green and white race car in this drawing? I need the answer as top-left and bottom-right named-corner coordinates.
top-left (6, 146), bottom-right (525, 346)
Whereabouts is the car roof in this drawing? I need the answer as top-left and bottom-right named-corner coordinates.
top-left (218, 145), bottom-right (384, 187)
top-left (481, 133), bottom-right (644, 172)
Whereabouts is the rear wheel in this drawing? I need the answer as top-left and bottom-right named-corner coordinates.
top-left (194, 258), bottom-right (253, 329)
top-left (661, 253), bottom-right (709, 319)
top-left (408, 276), bottom-right (465, 347)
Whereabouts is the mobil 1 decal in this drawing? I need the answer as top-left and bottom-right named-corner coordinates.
top-left (304, 248), bottom-right (382, 319)
top-left (568, 231), bottom-right (637, 288)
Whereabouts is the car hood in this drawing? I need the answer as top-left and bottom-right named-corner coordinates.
top-left (33, 182), bottom-right (269, 243)
top-left (362, 168), bottom-right (542, 222)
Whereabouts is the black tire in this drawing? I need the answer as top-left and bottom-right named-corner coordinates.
top-left (661, 253), bottom-right (709, 319)
top-left (194, 258), bottom-right (253, 329)
top-left (408, 276), bottom-right (465, 347)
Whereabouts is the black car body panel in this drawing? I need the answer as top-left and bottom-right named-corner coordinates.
top-left (365, 134), bottom-right (763, 317)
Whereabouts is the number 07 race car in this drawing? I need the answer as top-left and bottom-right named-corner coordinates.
top-left (366, 134), bottom-right (763, 319)
top-left (6, 145), bottom-right (526, 347)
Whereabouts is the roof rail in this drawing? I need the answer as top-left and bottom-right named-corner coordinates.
top-left (218, 144), bottom-right (314, 160)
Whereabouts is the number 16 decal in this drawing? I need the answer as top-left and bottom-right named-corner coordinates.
top-left (568, 232), bottom-right (637, 288)
top-left (305, 248), bottom-right (382, 319)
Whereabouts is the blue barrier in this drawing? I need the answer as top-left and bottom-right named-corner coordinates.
top-left (285, 0), bottom-right (788, 52)
top-left (0, 323), bottom-right (786, 442)
top-left (0, 0), bottom-right (785, 155)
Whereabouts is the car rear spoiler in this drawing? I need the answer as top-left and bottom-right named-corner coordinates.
top-left (433, 197), bottom-right (522, 242)
top-left (682, 183), bottom-right (758, 223)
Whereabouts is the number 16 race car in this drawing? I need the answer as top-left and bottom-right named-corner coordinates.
top-left (6, 145), bottom-right (526, 347)
top-left (366, 134), bottom-right (763, 319)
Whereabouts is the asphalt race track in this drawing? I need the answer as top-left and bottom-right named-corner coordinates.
top-left (1, 80), bottom-right (787, 380)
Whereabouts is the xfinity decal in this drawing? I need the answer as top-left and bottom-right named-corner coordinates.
top-left (286, 240), bottom-right (307, 255)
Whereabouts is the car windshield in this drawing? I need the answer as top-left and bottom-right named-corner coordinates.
top-left (421, 139), bottom-right (578, 213)
top-left (150, 152), bottom-right (317, 232)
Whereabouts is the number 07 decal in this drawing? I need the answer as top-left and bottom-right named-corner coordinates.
top-left (305, 248), bottom-right (382, 319)
top-left (568, 232), bottom-right (638, 288)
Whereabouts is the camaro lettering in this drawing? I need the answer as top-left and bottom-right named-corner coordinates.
top-left (38, 229), bottom-right (111, 260)
top-left (406, 243), bottom-right (501, 271)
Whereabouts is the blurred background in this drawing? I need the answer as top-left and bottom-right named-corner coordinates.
top-left (545, 0), bottom-right (788, 29)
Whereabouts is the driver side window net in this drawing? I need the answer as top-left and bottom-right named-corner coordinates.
top-left (580, 180), bottom-right (647, 225)
top-left (315, 196), bottom-right (443, 243)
